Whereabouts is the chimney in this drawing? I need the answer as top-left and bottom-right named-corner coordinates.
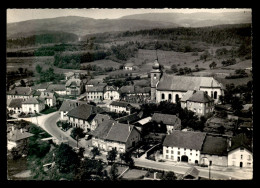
top-left (127, 120), bottom-right (129, 125)
top-left (154, 172), bottom-right (157, 180)
top-left (128, 125), bottom-right (131, 132)
top-left (20, 128), bottom-right (23, 134)
top-left (11, 126), bottom-right (15, 132)
top-left (112, 122), bottom-right (115, 126)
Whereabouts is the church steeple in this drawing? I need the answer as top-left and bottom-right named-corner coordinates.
top-left (150, 53), bottom-right (162, 102)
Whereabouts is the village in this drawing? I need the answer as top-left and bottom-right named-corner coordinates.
top-left (7, 56), bottom-right (253, 180)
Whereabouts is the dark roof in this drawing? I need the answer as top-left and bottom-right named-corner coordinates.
top-left (67, 104), bottom-right (103, 121)
top-left (120, 86), bottom-right (135, 94)
top-left (201, 135), bottom-right (228, 156)
top-left (32, 90), bottom-right (41, 96)
top-left (183, 167), bottom-right (199, 179)
top-left (40, 91), bottom-right (56, 99)
top-left (7, 87), bottom-right (33, 96)
top-left (110, 101), bottom-right (133, 108)
top-left (187, 90), bottom-right (214, 103)
top-left (229, 133), bottom-right (252, 152)
top-left (163, 130), bottom-right (206, 150)
top-left (22, 97), bottom-right (44, 104)
top-left (32, 82), bottom-right (50, 90)
top-left (135, 86), bottom-right (150, 93)
top-left (181, 90), bottom-right (194, 102)
top-left (86, 79), bottom-right (103, 86)
top-left (157, 75), bottom-right (222, 91)
top-left (90, 120), bottom-right (138, 143)
top-left (124, 62), bottom-right (134, 67)
top-left (47, 84), bottom-right (66, 92)
top-left (9, 98), bottom-right (23, 108)
top-left (59, 100), bottom-right (87, 112)
top-left (91, 114), bottom-right (111, 125)
top-left (120, 86), bottom-right (150, 94)
top-left (152, 113), bottom-right (180, 125)
top-left (87, 85), bottom-right (105, 92)
top-left (105, 86), bottom-right (118, 92)
top-left (7, 129), bottom-right (34, 141)
top-left (65, 79), bottom-right (81, 87)
top-left (115, 112), bottom-right (141, 124)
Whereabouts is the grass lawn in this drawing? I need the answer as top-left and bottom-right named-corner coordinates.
top-left (81, 59), bottom-right (121, 69)
top-left (121, 169), bottom-right (148, 180)
top-left (104, 165), bottom-right (128, 177)
top-left (41, 107), bottom-right (57, 114)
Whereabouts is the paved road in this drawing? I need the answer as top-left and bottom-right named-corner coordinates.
top-left (134, 158), bottom-right (252, 180)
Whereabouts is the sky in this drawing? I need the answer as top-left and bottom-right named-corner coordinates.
top-left (7, 8), bottom-right (251, 23)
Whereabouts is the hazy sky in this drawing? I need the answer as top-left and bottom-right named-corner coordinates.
top-left (7, 8), bottom-right (251, 23)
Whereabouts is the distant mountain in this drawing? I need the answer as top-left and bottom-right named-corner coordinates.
top-left (7, 16), bottom-right (179, 39)
top-left (120, 11), bottom-right (252, 27)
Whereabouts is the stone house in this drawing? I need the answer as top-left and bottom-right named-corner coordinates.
top-left (181, 90), bottom-right (214, 117)
top-left (90, 120), bottom-right (141, 153)
top-left (22, 97), bottom-right (45, 113)
top-left (104, 86), bottom-right (120, 100)
top-left (151, 113), bottom-right (182, 134)
top-left (162, 130), bottom-right (207, 164)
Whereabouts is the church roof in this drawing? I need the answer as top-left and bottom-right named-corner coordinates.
top-left (157, 75), bottom-right (222, 91)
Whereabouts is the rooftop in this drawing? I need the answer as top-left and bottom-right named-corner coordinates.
top-left (157, 75), bottom-right (222, 91)
top-left (152, 113), bottom-right (180, 126)
top-left (59, 100), bottom-right (87, 112)
top-left (87, 85), bottom-right (105, 92)
top-left (7, 87), bottom-right (33, 96)
top-left (229, 133), bottom-right (252, 152)
top-left (115, 112), bottom-right (141, 124)
top-left (47, 84), bottom-right (66, 92)
top-left (110, 101), bottom-right (133, 108)
top-left (8, 98), bottom-right (24, 108)
top-left (7, 129), bottom-right (34, 142)
top-left (201, 135), bottom-right (228, 156)
top-left (65, 79), bottom-right (81, 87)
top-left (187, 90), bottom-right (214, 103)
top-left (163, 130), bottom-right (206, 150)
top-left (22, 97), bottom-right (44, 104)
top-left (183, 167), bottom-right (199, 179)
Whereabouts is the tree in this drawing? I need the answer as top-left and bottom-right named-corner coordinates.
top-left (171, 64), bottom-right (178, 73)
top-left (20, 79), bottom-right (26, 87)
top-left (18, 67), bottom-right (23, 74)
top-left (36, 64), bottom-right (42, 74)
top-left (107, 148), bottom-right (118, 163)
top-left (91, 146), bottom-right (101, 159)
top-left (119, 152), bottom-right (135, 168)
top-left (162, 171), bottom-right (177, 180)
top-left (109, 163), bottom-right (119, 181)
top-left (70, 127), bottom-right (85, 140)
top-left (231, 97), bottom-right (243, 114)
top-left (54, 143), bottom-right (80, 173)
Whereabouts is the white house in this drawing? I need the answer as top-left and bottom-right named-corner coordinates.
top-left (40, 91), bottom-right (57, 107)
top-left (8, 98), bottom-right (24, 114)
top-left (86, 85), bottom-right (106, 103)
top-left (90, 120), bottom-right (141, 153)
top-left (66, 104), bottom-right (104, 132)
top-left (65, 78), bottom-right (83, 96)
top-left (162, 130), bottom-right (207, 165)
top-left (7, 87), bottom-right (34, 100)
top-left (47, 84), bottom-right (66, 96)
top-left (58, 100), bottom-right (87, 120)
top-left (124, 62), bottom-right (134, 71)
top-left (181, 90), bottom-right (215, 117)
top-left (109, 101), bottom-right (133, 114)
top-left (7, 127), bottom-right (34, 150)
top-left (227, 134), bottom-right (253, 168)
top-left (104, 86), bottom-right (120, 100)
top-left (22, 98), bottom-right (45, 113)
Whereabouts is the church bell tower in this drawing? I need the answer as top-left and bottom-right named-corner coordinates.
top-left (150, 58), bottom-right (162, 101)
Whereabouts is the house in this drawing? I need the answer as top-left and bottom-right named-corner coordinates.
top-left (65, 78), bottom-right (83, 96)
top-left (22, 97), bottom-right (45, 113)
top-left (90, 120), bottom-right (141, 153)
top-left (162, 130), bottom-right (207, 164)
top-left (181, 90), bottom-right (214, 117)
top-left (115, 112), bottom-right (142, 124)
top-left (104, 86), bottom-right (120, 100)
top-left (67, 104), bottom-right (104, 132)
top-left (182, 167), bottom-right (199, 180)
top-left (32, 82), bottom-right (51, 91)
top-left (151, 113), bottom-right (181, 134)
top-left (85, 79), bottom-right (106, 91)
top-left (227, 134), bottom-right (252, 168)
top-left (8, 98), bottom-right (24, 114)
top-left (109, 101), bottom-right (134, 114)
top-left (86, 85), bottom-right (106, 103)
top-left (124, 62), bottom-right (134, 70)
top-left (64, 72), bottom-right (79, 80)
top-left (40, 91), bottom-right (57, 107)
top-left (59, 100), bottom-right (87, 120)
top-left (7, 127), bottom-right (34, 150)
top-left (32, 90), bottom-right (41, 98)
top-left (47, 84), bottom-right (66, 96)
top-left (7, 87), bottom-right (34, 99)
top-left (200, 135), bottom-right (228, 167)
top-left (150, 59), bottom-right (224, 104)
top-left (90, 114), bottom-right (111, 131)
top-left (133, 116), bottom-right (152, 132)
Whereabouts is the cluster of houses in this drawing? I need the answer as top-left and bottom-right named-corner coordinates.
top-left (6, 59), bottom-right (252, 170)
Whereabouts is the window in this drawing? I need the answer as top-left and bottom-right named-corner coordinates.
top-left (154, 74), bottom-right (157, 79)
top-left (168, 94), bottom-right (172, 100)
top-left (211, 91), bottom-right (213, 98)
top-left (162, 93), bottom-right (165, 100)
top-left (171, 155), bottom-right (174, 160)
top-left (184, 148), bottom-right (186, 151)
top-left (241, 155), bottom-right (243, 160)
top-left (166, 150), bottom-right (169, 153)
top-left (248, 155), bottom-right (251, 160)
top-left (178, 151), bottom-right (180, 155)
top-left (240, 147), bottom-right (244, 151)
top-left (178, 148), bottom-right (180, 150)
top-left (214, 91), bottom-right (217, 99)
top-left (171, 150), bottom-right (173, 154)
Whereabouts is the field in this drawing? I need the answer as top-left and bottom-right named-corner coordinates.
top-left (81, 59), bottom-right (121, 69)
top-left (121, 169), bottom-right (148, 179)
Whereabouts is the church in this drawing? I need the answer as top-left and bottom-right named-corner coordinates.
top-left (150, 59), bottom-right (224, 104)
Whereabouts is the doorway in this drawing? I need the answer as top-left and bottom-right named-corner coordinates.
top-left (181, 155), bottom-right (188, 162)
top-left (240, 162), bottom-right (243, 168)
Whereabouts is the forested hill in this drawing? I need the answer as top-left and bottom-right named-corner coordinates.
top-left (116, 24), bottom-right (252, 46)
top-left (7, 32), bottom-right (79, 48)
top-left (120, 11), bottom-right (252, 27)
